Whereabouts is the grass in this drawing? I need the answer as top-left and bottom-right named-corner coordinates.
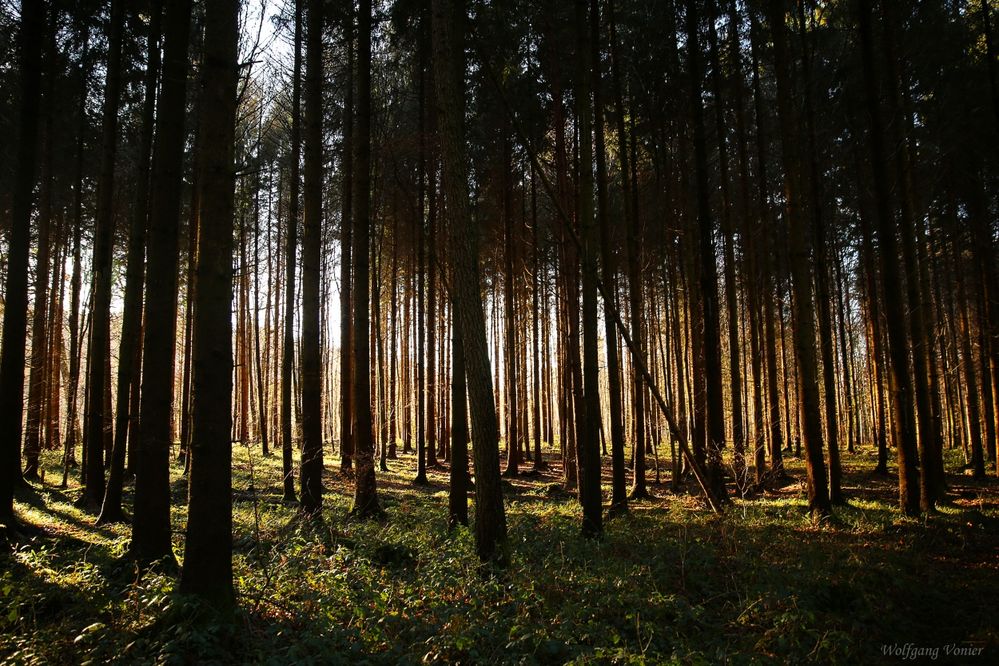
top-left (2, 442), bottom-right (998, 664)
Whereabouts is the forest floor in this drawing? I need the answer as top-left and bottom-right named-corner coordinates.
top-left (2, 442), bottom-right (998, 665)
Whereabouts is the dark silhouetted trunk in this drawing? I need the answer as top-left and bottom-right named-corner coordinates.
top-left (179, 0), bottom-right (239, 610)
top-left (432, 0), bottom-right (508, 564)
top-left (133, 0), bottom-right (193, 564)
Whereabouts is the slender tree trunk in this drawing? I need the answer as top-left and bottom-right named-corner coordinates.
top-left (282, 0), bottom-right (302, 504)
top-left (432, 0), bottom-right (508, 564)
top-left (589, 0), bottom-right (625, 512)
top-left (100, 0), bottom-right (161, 524)
top-left (0, 0), bottom-right (45, 529)
top-left (856, 0), bottom-right (920, 515)
top-left (767, 0), bottom-right (830, 519)
top-left (706, 0), bottom-right (745, 492)
top-left (179, 0), bottom-right (238, 610)
top-left (299, 0), bottom-right (325, 516)
top-left (82, 0), bottom-right (124, 512)
top-left (133, 0), bottom-right (193, 563)
top-left (23, 68), bottom-right (54, 483)
top-left (349, 0), bottom-right (382, 519)
top-left (340, 9), bottom-right (355, 474)
top-left (574, 0), bottom-right (603, 538)
top-left (794, 0), bottom-right (843, 503)
top-left (687, 0), bottom-right (729, 504)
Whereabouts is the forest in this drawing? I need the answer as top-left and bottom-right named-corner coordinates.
top-left (1, 0), bottom-right (998, 662)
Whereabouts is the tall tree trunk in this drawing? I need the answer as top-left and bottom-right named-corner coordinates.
top-left (502, 136), bottom-right (520, 477)
top-left (179, 0), bottom-right (238, 610)
top-left (687, 0), bottom-right (728, 504)
top-left (282, 0), bottom-right (302, 504)
top-left (350, 0), bottom-right (382, 519)
top-left (133, 0), bottom-right (193, 563)
top-left (590, 0), bottom-right (625, 513)
top-left (432, 0), bottom-right (508, 564)
top-left (23, 87), bottom-right (52, 483)
top-left (62, 36), bottom-right (89, 486)
top-left (299, 0), bottom-right (325, 516)
top-left (748, 8), bottom-right (785, 478)
top-left (82, 0), bottom-right (124, 513)
top-left (574, 0), bottom-right (603, 538)
top-left (0, 0), bottom-right (45, 529)
top-left (856, 0), bottom-right (920, 515)
top-left (706, 0), bottom-right (745, 492)
top-left (767, 0), bottom-right (830, 519)
top-left (100, 0), bottom-right (161, 524)
top-left (607, 0), bottom-right (646, 500)
top-left (340, 8), bottom-right (355, 474)
top-left (879, 0), bottom-right (938, 511)
top-left (794, 0), bottom-right (843, 504)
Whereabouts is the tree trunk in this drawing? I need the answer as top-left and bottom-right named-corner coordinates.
top-left (100, 0), bottom-right (160, 524)
top-left (349, 0), bottom-right (382, 519)
top-left (299, 0), bottom-right (325, 516)
top-left (340, 8), bottom-right (355, 474)
top-left (574, 0), bottom-right (603, 538)
top-left (82, 0), bottom-right (124, 513)
top-left (767, 0), bottom-right (830, 519)
top-left (590, 0), bottom-right (625, 512)
top-left (856, 0), bottom-right (920, 515)
top-left (179, 0), bottom-right (238, 610)
top-left (133, 0), bottom-right (193, 564)
top-left (282, 0), bottom-right (302, 504)
top-left (432, 0), bottom-right (508, 564)
top-left (687, 0), bottom-right (729, 504)
top-left (0, 0), bottom-right (44, 529)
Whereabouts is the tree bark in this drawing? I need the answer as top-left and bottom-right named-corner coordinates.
top-left (179, 0), bottom-right (239, 610)
top-left (82, 0), bottom-right (125, 513)
top-left (432, 0), bottom-right (508, 564)
top-left (132, 0), bottom-right (193, 564)
top-left (299, 0), bottom-right (325, 516)
top-left (0, 0), bottom-right (45, 529)
top-left (100, 0), bottom-right (161, 524)
top-left (349, 0), bottom-right (382, 519)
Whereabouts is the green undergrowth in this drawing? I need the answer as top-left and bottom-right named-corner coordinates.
top-left (2, 445), bottom-right (997, 664)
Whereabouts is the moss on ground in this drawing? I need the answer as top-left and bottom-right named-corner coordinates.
top-left (2, 444), bottom-right (997, 664)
